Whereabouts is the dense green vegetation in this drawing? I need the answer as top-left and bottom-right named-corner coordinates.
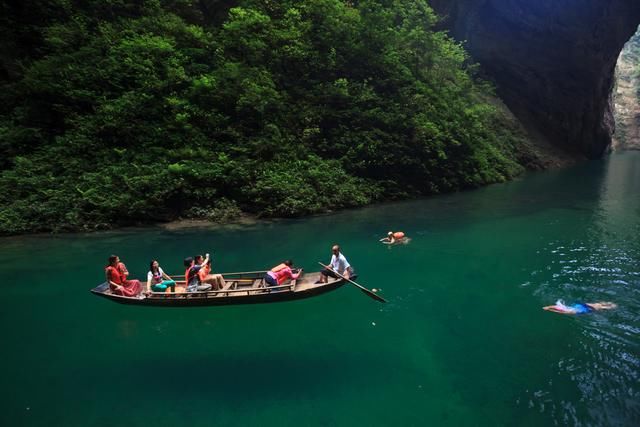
top-left (0, 0), bottom-right (531, 234)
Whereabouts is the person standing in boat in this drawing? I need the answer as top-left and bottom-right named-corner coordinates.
top-left (147, 260), bottom-right (176, 293)
top-left (318, 245), bottom-right (353, 283)
top-left (184, 254), bottom-right (213, 292)
top-left (105, 255), bottom-right (142, 297)
top-left (195, 254), bottom-right (225, 290)
top-left (264, 260), bottom-right (302, 287)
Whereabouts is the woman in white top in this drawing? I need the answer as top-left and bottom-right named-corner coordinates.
top-left (147, 260), bottom-right (176, 293)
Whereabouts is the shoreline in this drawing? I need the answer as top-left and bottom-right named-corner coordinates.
top-left (158, 214), bottom-right (263, 231)
top-left (0, 151), bottom-right (601, 239)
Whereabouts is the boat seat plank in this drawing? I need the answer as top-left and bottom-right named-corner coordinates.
top-left (235, 280), bottom-right (255, 289)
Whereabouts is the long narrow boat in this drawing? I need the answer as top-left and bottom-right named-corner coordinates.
top-left (90, 270), bottom-right (351, 307)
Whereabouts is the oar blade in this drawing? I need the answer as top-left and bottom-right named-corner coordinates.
top-left (317, 261), bottom-right (386, 303)
top-left (359, 287), bottom-right (387, 303)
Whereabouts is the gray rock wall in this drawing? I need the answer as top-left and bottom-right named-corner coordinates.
top-left (612, 27), bottom-right (640, 151)
top-left (429, 0), bottom-right (640, 158)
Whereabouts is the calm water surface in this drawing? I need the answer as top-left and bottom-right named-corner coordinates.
top-left (1, 152), bottom-right (639, 426)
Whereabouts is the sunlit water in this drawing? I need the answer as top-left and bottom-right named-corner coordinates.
top-left (1, 152), bottom-right (639, 426)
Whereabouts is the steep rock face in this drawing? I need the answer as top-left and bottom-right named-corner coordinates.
top-left (429, 1), bottom-right (640, 158)
top-left (612, 28), bottom-right (640, 151)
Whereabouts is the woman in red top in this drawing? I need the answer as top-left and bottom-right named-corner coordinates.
top-left (195, 254), bottom-right (225, 290)
top-left (105, 255), bottom-right (142, 297)
top-left (264, 260), bottom-right (302, 287)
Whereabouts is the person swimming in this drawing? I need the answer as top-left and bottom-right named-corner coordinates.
top-left (543, 300), bottom-right (617, 314)
top-left (379, 231), bottom-right (409, 245)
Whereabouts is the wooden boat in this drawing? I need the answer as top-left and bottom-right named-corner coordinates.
top-left (90, 270), bottom-right (352, 307)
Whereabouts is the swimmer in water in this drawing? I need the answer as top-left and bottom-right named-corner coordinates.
top-left (380, 231), bottom-right (409, 245)
top-left (543, 300), bottom-right (617, 314)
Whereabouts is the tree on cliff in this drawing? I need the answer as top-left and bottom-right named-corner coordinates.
top-left (0, 0), bottom-right (526, 234)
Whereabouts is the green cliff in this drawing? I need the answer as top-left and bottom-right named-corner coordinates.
top-left (0, 0), bottom-right (538, 234)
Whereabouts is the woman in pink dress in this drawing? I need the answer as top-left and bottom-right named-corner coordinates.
top-left (105, 255), bottom-right (142, 297)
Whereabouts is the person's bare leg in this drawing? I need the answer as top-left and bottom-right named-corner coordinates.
top-left (203, 275), bottom-right (221, 290)
top-left (216, 274), bottom-right (225, 289)
top-left (587, 302), bottom-right (617, 310)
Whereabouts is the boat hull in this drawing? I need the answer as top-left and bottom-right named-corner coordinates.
top-left (90, 273), bottom-right (348, 307)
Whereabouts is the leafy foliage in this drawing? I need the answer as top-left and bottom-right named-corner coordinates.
top-left (0, 0), bottom-right (529, 234)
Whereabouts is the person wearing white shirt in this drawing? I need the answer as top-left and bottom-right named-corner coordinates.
top-left (147, 260), bottom-right (176, 293)
top-left (318, 245), bottom-right (353, 283)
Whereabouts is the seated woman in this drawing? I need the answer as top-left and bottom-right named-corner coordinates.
top-left (195, 254), bottom-right (225, 290)
top-left (263, 260), bottom-right (302, 288)
top-left (184, 255), bottom-right (213, 292)
top-left (379, 231), bottom-right (408, 245)
top-left (543, 300), bottom-right (617, 314)
top-left (147, 260), bottom-right (176, 293)
top-left (105, 255), bottom-right (142, 297)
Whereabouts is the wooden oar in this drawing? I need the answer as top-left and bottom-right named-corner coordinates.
top-left (318, 262), bottom-right (386, 303)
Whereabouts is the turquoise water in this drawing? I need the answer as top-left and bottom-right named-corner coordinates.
top-left (1, 152), bottom-right (639, 426)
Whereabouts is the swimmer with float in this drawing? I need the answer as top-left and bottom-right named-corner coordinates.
top-left (380, 231), bottom-right (409, 245)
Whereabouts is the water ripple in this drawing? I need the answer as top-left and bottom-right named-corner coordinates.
top-left (526, 233), bottom-right (640, 425)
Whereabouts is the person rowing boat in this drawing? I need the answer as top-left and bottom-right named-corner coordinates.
top-left (317, 245), bottom-right (353, 283)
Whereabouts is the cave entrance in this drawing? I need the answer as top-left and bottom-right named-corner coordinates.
top-left (613, 25), bottom-right (640, 151)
